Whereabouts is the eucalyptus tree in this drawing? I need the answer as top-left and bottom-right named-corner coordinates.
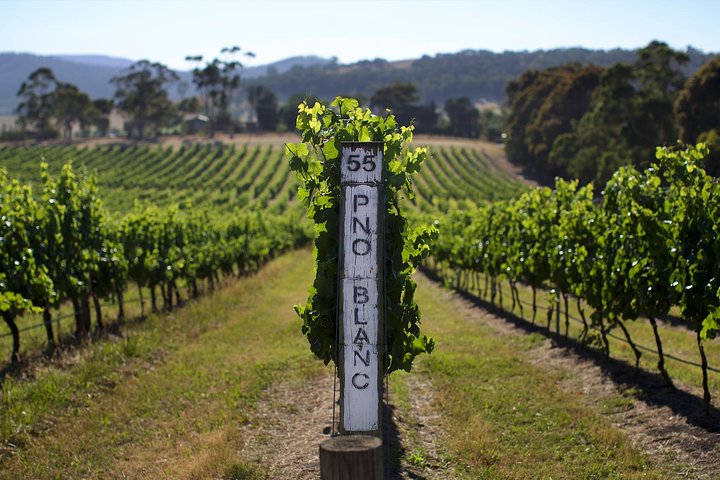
top-left (53, 82), bottom-right (93, 139)
top-left (15, 67), bottom-right (58, 137)
top-left (111, 60), bottom-right (179, 140)
top-left (186, 46), bottom-right (255, 137)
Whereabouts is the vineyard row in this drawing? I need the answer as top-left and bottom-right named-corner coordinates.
top-left (427, 143), bottom-right (719, 411)
top-left (0, 162), bottom-right (312, 364)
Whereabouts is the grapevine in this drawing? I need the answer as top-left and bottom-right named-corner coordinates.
top-left (428, 143), bottom-right (719, 410)
top-left (288, 97), bottom-right (438, 373)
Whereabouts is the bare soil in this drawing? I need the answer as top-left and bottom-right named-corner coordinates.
top-left (237, 373), bottom-right (334, 479)
top-left (236, 368), bottom-right (457, 479)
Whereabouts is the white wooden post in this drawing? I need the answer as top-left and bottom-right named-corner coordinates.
top-left (338, 141), bottom-right (384, 436)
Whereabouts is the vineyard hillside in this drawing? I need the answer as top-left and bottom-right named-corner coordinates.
top-left (0, 136), bottom-right (527, 213)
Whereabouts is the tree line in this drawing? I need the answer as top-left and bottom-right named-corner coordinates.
top-left (247, 47), bottom-right (713, 106)
top-left (13, 47), bottom-right (265, 141)
top-left (6, 46), bottom-right (529, 143)
top-left (505, 41), bottom-right (720, 185)
top-left (15, 67), bottom-right (113, 139)
top-left (13, 54), bottom-right (505, 142)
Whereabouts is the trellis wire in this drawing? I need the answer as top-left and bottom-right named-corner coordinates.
top-left (0, 297), bottom-right (143, 340)
top-left (433, 265), bottom-right (720, 375)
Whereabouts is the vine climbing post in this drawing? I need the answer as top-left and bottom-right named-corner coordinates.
top-left (338, 142), bottom-right (385, 436)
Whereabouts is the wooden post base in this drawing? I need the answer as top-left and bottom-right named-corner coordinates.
top-left (319, 435), bottom-right (383, 480)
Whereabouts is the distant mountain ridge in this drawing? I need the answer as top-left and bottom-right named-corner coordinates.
top-left (49, 53), bottom-right (332, 77)
top-left (0, 47), bottom-right (716, 116)
top-left (248, 47), bottom-right (717, 105)
top-left (0, 53), bottom-right (332, 114)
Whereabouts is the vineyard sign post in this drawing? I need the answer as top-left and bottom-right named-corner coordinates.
top-left (338, 141), bottom-right (385, 436)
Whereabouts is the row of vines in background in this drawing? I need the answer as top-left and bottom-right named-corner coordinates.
top-left (428, 143), bottom-right (719, 412)
top-left (0, 162), bottom-right (313, 363)
top-left (0, 142), bottom-right (529, 216)
top-left (0, 143), bottom-right (298, 213)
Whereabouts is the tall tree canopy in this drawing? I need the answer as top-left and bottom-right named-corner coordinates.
top-left (505, 64), bottom-right (602, 181)
top-left (370, 82), bottom-right (437, 132)
top-left (247, 85), bottom-right (278, 131)
top-left (505, 41), bottom-right (693, 186)
top-left (370, 82), bottom-right (419, 111)
top-left (186, 46), bottom-right (254, 137)
top-left (111, 60), bottom-right (178, 140)
top-left (90, 98), bottom-right (114, 137)
top-left (444, 97), bottom-right (479, 138)
top-left (16, 68), bottom-right (99, 139)
top-left (53, 82), bottom-right (93, 139)
top-left (675, 56), bottom-right (720, 175)
top-left (15, 67), bottom-right (58, 137)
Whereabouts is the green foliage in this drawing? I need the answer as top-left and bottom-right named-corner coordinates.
top-left (0, 142), bottom-right (310, 214)
top-left (675, 55), bottom-right (720, 175)
top-left (111, 60), bottom-right (179, 140)
top-left (288, 97), bottom-right (438, 373)
top-left (40, 162), bottom-right (101, 303)
top-left (507, 41), bottom-right (692, 185)
top-left (600, 163), bottom-right (674, 322)
top-left (279, 93), bottom-right (321, 132)
top-left (430, 143), bottom-right (718, 406)
top-left (0, 161), bottom-right (313, 362)
top-left (408, 145), bottom-right (528, 213)
top-left (658, 144), bottom-right (720, 340)
top-left (0, 169), bottom-right (53, 317)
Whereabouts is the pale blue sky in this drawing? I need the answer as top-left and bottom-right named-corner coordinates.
top-left (1, 0), bottom-right (718, 69)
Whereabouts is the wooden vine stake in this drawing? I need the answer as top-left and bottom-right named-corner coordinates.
top-left (320, 142), bottom-right (385, 479)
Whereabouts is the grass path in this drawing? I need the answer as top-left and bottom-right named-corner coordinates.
top-left (389, 273), bottom-right (682, 479)
top-left (0, 249), bottom-right (325, 479)
top-left (0, 249), bottom-right (701, 478)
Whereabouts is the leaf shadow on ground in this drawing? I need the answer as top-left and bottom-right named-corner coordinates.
top-left (383, 403), bottom-right (428, 480)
